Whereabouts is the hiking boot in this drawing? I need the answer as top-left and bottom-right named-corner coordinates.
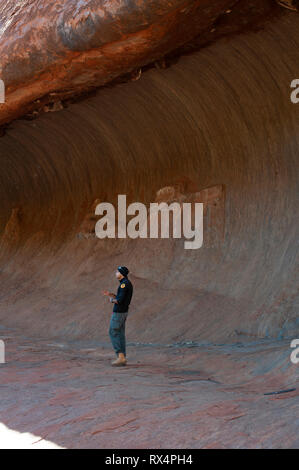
top-left (111, 353), bottom-right (127, 366)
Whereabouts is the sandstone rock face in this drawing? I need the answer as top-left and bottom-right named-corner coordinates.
top-left (0, 0), bottom-right (298, 450)
top-left (0, 8), bottom-right (298, 344)
top-left (0, 0), bottom-right (239, 125)
top-left (276, 0), bottom-right (299, 10)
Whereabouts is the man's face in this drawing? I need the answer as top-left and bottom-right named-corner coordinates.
top-left (115, 270), bottom-right (122, 280)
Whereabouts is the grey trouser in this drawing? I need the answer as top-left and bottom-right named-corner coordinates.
top-left (109, 311), bottom-right (128, 357)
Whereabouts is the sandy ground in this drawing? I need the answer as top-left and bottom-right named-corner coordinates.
top-left (0, 326), bottom-right (298, 449)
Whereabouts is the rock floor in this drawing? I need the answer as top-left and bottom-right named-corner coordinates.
top-left (0, 327), bottom-right (298, 449)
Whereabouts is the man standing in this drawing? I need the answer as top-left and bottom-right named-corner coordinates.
top-left (102, 266), bottom-right (133, 367)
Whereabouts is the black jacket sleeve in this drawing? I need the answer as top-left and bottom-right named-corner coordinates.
top-left (115, 284), bottom-right (128, 306)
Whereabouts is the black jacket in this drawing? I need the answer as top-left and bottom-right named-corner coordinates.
top-left (113, 277), bottom-right (133, 313)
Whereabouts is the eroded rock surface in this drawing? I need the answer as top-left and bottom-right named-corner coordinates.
top-left (0, 0), bottom-right (281, 125)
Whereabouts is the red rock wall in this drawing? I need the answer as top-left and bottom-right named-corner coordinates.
top-left (0, 9), bottom-right (298, 343)
top-left (0, 0), bottom-right (239, 125)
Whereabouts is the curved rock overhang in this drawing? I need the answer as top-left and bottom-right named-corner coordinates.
top-left (0, 0), bottom-right (282, 126)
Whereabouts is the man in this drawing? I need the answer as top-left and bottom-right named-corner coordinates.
top-left (102, 266), bottom-right (133, 367)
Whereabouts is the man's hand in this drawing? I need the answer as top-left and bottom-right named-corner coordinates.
top-left (102, 290), bottom-right (115, 297)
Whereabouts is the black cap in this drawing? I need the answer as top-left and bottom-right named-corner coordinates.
top-left (118, 266), bottom-right (129, 277)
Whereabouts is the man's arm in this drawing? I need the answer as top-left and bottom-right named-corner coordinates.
top-left (102, 290), bottom-right (118, 303)
top-left (114, 284), bottom-right (128, 306)
top-left (102, 290), bottom-right (116, 297)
